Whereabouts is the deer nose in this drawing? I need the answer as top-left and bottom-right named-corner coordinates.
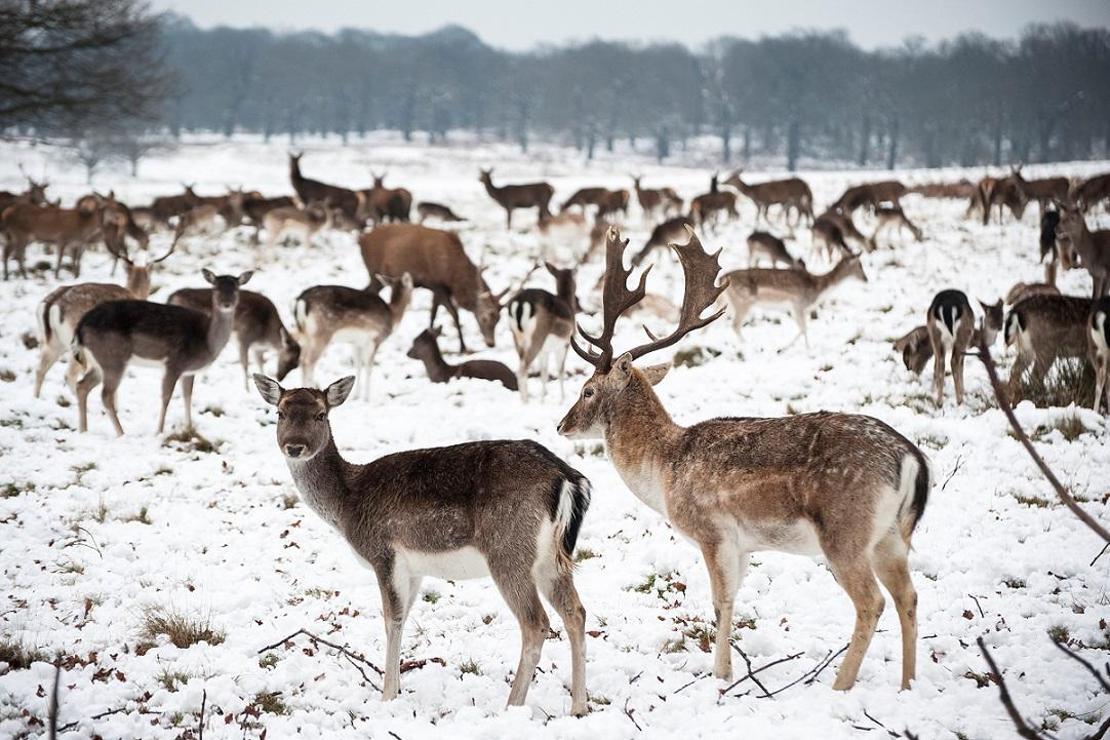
top-left (284, 444), bottom-right (305, 458)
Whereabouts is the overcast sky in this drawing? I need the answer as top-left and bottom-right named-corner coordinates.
top-left (152, 0), bottom-right (1110, 49)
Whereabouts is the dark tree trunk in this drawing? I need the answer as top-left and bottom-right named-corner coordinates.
top-left (785, 119), bottom-right (800, 172)
top-left (656, 127), bottom-right (670, 163)
top-left (720, 123), bottom-right (731, 164)
top-left (742, 125), bottom-right (751, 162)
top-left (857, 114), bottom-right (870, 166)
top-left (886, 117), bottom-right (899, 170)
top-left (993, 121), bottom-right (1003, 167)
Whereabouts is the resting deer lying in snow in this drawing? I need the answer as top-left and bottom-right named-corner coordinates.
top-left (253, 374), bottom-right (591, 714)
top-left (407, 327), bottom-right (518, 391)
top-left (558, 225), bottom-right (930, 691)
top-left (73, 269), bottom-right (252, 435)
top-left (507, 263), bottom-right (577, 401)
top-left (926, 291), bottom-right (1003, 406)
top-left (293, 274), bottom-right (412, 399)
top-left (722, 254), bottom-right (868, 349)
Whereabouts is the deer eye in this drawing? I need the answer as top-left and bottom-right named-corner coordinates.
top-left (315, 412), bottom-right (326, 421)
top-left (583, 388), bottom-right (594, 399)
top-left (277, 411), bottom-right (285, 419)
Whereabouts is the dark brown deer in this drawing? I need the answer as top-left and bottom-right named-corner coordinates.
top-left (746, 231), bottom-right (803, 269)
top-left (359, 223), bottom-right (505, 352)
top-left (252, 374), bottom-right (589, 714)
top-left (630, 216), bottom-right (695, 267)
top-left (169, 287), bottom-right (301, 391)
top-left (0, 172), bottom-right (49, 211)
top-left (361, 171), bottom-right (412, 223)
top-left (1022, 176), bottom-right (1070, 216)
top-left (688, 173), bottom-right (738, 227)
top-left (1004, 294), bottom-right (1093, 401)
top-left (416, 201), bottom-right (465, 224)
top-left (1, 197), bottom-right (104, 279)
top-left (831, 181), bottom-right (907, 214)
top-left (73, 270), bottom-right (253, 435)
top-left (1073, 173), bottom-right (1110, 213)
top-left (558, 226), bottom-right (928, 692)
top-left (149, 185), bottom-right (201, 227)
top-left (479, 168), bottom-right (554, 229)
top-left (723, 170), bottom-right (814, 226)
top-left (289, 152), bottom-right (361, 225)
top-left (594, 189), bottom-right (630, 222)
top-left (407, 328), bottom-right (518, 391)
top-left (979, 167), bottom-right (1029, 225)
top-left (561, 187), bottom-right (608, 212)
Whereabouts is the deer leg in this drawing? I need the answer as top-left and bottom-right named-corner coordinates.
top-left (157, 369), bottom-right (181, 434)
top-left (100, 366), bottom-right (125, 438)
top-left (556, 341), bottom-right (569, 402)
top-left (491, 568), bottom-right (549, 708)
top-left (537, 569), bottom-right (588, 716)
top-left (506, 208), bottom-right (513, 230)
top-left (34, 340), bottom-right (64, 399)
top-left (439, 292), bottom-right (467, 354)
top-left (1008, 350), bottom-right (1031, 402)
top-left (181, 374), bottom-right (195, 431)
top-left (76, 364), bottom-right (102, 433)
top-left (827, 556), bottom-right (885, 691)
top-left (239, 337), bottom-right (251, 391)
top-left (872, 533), bottom-right (917, 690)
top-left (376, 569), bottom-right (420, 701)
top-left (951, 346), bottom-right (966, 405)
top-left (699, 537), bottom-right (745, 680)
top-left (930, 333), bottom-right (947, 406)
top-left (53, 242), bottom-right (67, 278)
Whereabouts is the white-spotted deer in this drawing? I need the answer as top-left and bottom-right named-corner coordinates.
top-left (1090, 297), bottom-right (1110, 413)
top-left (253, 374), bottom-right (590, 714)
top-left (33, 241), bottom-right (176, 398)
top-left (507, 263), bottom-right (577, 401)
top-left (293, 274), bottom-right (413, 399)
top-left (557, 226), bottom-right (929, 691)
top-left (73, 270), bottom-right (252, 435)
top-left (722, 254), bottom-right (868, 349)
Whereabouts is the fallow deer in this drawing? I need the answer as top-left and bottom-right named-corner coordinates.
top-left (168, 287), bottom-right (301, 391)
top-left (908, 180), bottom-right (975, 200)
top-left (148, 185), bottom-right (200, 228)
top-left (1057, 203), bottom-right (1110, 298)
top-left (359, 224), bottom-right (505, 352)
top-left (293, 274), bottom-right (412, 399)
top-left (416, 201), bottom-right (465, 224)
top-left (361, 171), bottom-right (412, 224)
top-left (870, 206), bottom-right (923, 249)
top-left (893, 300), bottom-right (1002, 381)
top-left (688, 173), bottom-right (738, 227)
top-left (289, 152), bottom-right (362, 225)
top-left (243, 194), bottom-right (297, 241)
top-left (1073, 172), bottom-right (1110, 213)
top-left (979, 167), bottom-right (1029, 225)
top-left (817, 208), bottom-right (870, 254)
top-left (595, 189), bottom-right (630, 222)
top-left (407, 328), bottom-right (518, 391)
top-left (1, 197), bottom-right (104, 279)
top-left (507, 263), bottom-right (577, 401)
top-left (810, 216), bottom-right (854, 263)
top-left (252, 374), bottom-right (590, 714)
top-left (723, 254), bottom-right (868, 349)
top-left (831, 181), bottom-right (907, 214)
top-left (538, 210), bottom-right (590, 263)
top-left (73, 270), bottom-right (252, 435)
top-left (33, 241), bottom-right (176, 398)
top-left (926, 290), bottom-right (976, 406)
top-left (0, 172), bottom-right (49, 211)
top-left (1004, 294), bottom-right (1093, 401)
top-left (558, 226), bottom-right (929, 692)
top-left (1005, 282), bottom-right (1059, 306)
top-left (561, 187), bottom-right (608, 213)
top-left (478, 168), bottom-right (554, 229)
top-left (746, 231), bottom-right (803, 269)
top-left (630, 216), bottom-right (695, 267)
top-left (723, 170), bottom-right (814, 226)
top-left (632, 176), bottom-right (681, 218)
top-left (1022, 176), bottom-right (1070, 216)
top-left (262, 201), bottom-right (332, 257)
top-left (1090, 297), bottom-right (1110, 413)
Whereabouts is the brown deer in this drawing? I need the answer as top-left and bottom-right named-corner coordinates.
top-left (506, 263), bottom-right (577, 401)
top-left (407, 328), bottom-right (518, 391)
top-left (243, 194), bottom-right (297, 240)
top-left (73, 270), bottom-right (252, 435)
top-left (831, 181), bottom-right (907, 214)
top-left (979, 167), bottom-right (1029, 225)
top-left (252, 374), bottom-right (589, 714)
top-left (1072, 172), bottom-right (1110, 213)
top-left (1022, 176), bottom-right (1070, 216)
top-left (688, 173), bottom-right (738, 227)
top-left (594, 189), bottom-right (630, 222)
top-left (33, 241), bottom-right (176, 398)
top-left (148, 185), bottom-right (200, 227)
top-left (1, 197), bottom-right (104, 279)
top-left (817, 208), bottom-right (870, 253)
top-left (359, 224), bottom-right (505, 352)
top-left (631, 176), bottom-right (678, 218)
top-left (479, 168), bottom-right (554, 229)
top-left (810, 215), bottom-right (854, 262)
top-left (0, 172), bottom-right (49, 211)
top-left (561, 187), bottom-right (608, 212)
top-left (416, 201), bottom-right (465, 224)
top-left (1057, 203), bottom-right (1110, 298)
top-left (289, 152), bottom-right (362, 225)
top-left (723, 254), bottom-right (868, 349)
top-left (361, 171), bottom-right (412, 223)
top-left (630, 216), bottom-right (694, 267)
top-left (292, 274), bottom-right (412, 398)
top-left (723, 170), bottom-right (814, 226)
top-left (1090, 297), bottom-right (1110, 413)
top-left (1004, 294), bottom-right (1092, 401)
top-left (1005, 281), bottom-right (1059, 306)
top-left (925, 292), bottom-right (1004, 405)
top-left (908, 180), bottom-right (975, 200)
top-left (870, 206), bottom-right (922, 249)
top-left (538, 210), bottom-right (590, 262)
top-left (894, 301), bottom-right (1003, 378)
top-left (557, 226), bottom-right (929, 691)
top-left (746, 231), bottom-right (803, 269)
top-left (168, 287), bottom-right (302, 391)
top-left (262, 200), bottom-right (332, 258)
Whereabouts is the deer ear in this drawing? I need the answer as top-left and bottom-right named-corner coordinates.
top-left (252, 374), bottom-right (283, 406)
top-left (544, 261), bottom-right (559, 276)
top-left (612, 353), bottom-right (635, 385)
top-left (325, 376), bottom-right (356, 407)
top-left (237, 270), bottom-right (254, 285)
top-left (640, 362), bottom-right (672, 386)
top-left (202, 268), bottom-right (217, 285)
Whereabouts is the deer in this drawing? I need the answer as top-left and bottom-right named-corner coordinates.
top-left (1056, 203), bottom-right (1110, 298)
top-left (1040, 209), bottom-right (1067, 283)
top-left (561, 187), bottom-right (608, 213)
top-left (1, 197), bottom-right (105, 279)
top-left (1073, 172), bottom-right (1110, 213)
top-left (688, 173), bottom-right (738, 227)
top-left (293, 274), bottom-right (413, 399)
top-left (722, 254), bottom-right (868, 350)
top-left (630, 217), bottom-right (696, 267)
top-left (631, 176), bottom-right (664, 218)
top-left (894, 300), bottom-right (1003, 378)
top-left (1005, 281), bottom-right (1059, 306)
top-left (289, 152), bottom-right (362, 226)
top-left (810, 216), bottom-right (854, 263)
top-left (595, 189), bottom-right (630, 222)
top-left (168, 286), bottom-right (301, 391)
top-left (979, 167), bottom-right (1029, 225)
top-left (72, 269), bottom-right (252, 436)
top-left (870, 206), bottom-right (922, 249)
top-left (361, 171), bottom-right (412, 224)
top-left (506, 263), bottom-right (577, 401)
top-left (538, 210), bottom-right (590, 262)
top-left (478, 168), bottom-right (554, 229)
top-left (251, 373), bottom-right (589, 714)
top-left (908, 180), bottom-right (975, 200)
top-left (723, 170), bottom-right (814, 226)
top-left (746, 231), bottom-right (803, 269)
top-left (33, 240), bottom-right (176, 398)
top-left (359, 224), bottom-right (505, 353)
top-left (147, 185), bottom-right (200, 228)
top-left (831, 181), bottom-right (907, 214)
top-left (1090, 297), bottom-right (1110, 413)
top-left (416, 201), bottom-right (465, 224)
top-left (407, 328), bottom-right (518, 391)
top-left (243, 194), bottom-right (297, 241)
top-left (261, 200), bottom-right (332, 258)
top-left (1004, 294), bottom-right (1093, 402)
top-left (925, 290), bottom-right (974, 406)
top-left (1022, 176), bottom-right (1070, 216)
top-left (816, 208), bottom-right (870, 254)
top-left (557, 225), bottom-right (929, 692)
top-left (0, 171), bottom-right (49, 211)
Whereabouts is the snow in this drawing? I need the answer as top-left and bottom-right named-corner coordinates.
top-left (1, 134), bottom-right (1108, 739)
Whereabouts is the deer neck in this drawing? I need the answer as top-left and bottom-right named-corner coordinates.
top-left (206, 303), bottom-right (237, 355)
top-left (481, 179), bottom-right (499, 200)
top-left (416, 346), bottom-right (452, 381)
top-left (602, 375), bottom-right (684, 516)
top-left (813, 261), bottom-right (853, 295)
top-left (286, 435), bottom-right (351, 531)
top-left (126, 268), bottom-right (151, 300)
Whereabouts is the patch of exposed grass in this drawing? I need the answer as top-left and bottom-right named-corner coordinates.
top-left (1016, 360), bottom-right (1096, 409)
top-left (0, 639), bottom-right (47, 670)
top-left (422, 591), bottom-right (440, 604)
top-left (1, 481), bottom-right (34, 498)
top-left (459, 659), bottom-right (481, 676)
top-left (660, 637), bottom-right (687, 654)
top-left (139, 607), bottom-right (225, 649)
top-left (1013, 493), bottom-right (1051, 508)
top-left (1047, 625), bottom-right (1070, 643)
top-left (202, 405), bottom-right (225, 418)
top-left (163, 429), bottom-right (218, 454)
top-left (21, 333), bottom-right (38, 349)
top-left (1002, 577), bottom-right (1026, 589)
top-left (0, 369), bottom-right (16, 383)
top-left (122, 507), bottom-right (152, 525)
top-left (673, 346), bottom-right (721, 368)
top-left (157, 669), bottom-right (191, 691)
top-left (574, 547), bottom-right (598, 562)
top-left (252, 691), bottom-right (287, 715)
top-left (259, 653), bottom-right (279, 669)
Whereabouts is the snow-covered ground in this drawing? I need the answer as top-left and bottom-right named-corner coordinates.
top-left (1, 134), bottom-right (1107, 739)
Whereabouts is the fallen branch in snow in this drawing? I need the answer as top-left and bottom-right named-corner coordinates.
top-left (1052, 639), bottom-right (1110, 695)
top-left (258, 628), bottom-right (383, 690)
top-left (717, 650), bottom-right (803, 700)
top-left (752, 643), bottom-right (850, 699)
top-left (622, 697), bottom-right (642, 731)
top-left (974, 332), bottom-right (1110, 543)
top-left (197, 688), bottom-right (206, 740)
top-left (1091, 542), bottom-right (1109, 567)
top-left (729, 643), bottom-right (774, 698)
top-left (968, 594), bottom-right (986, 619)
top-left (48, 664), bottom-right (59, 740)
top-left (941, 454), bottom-right (964, 492)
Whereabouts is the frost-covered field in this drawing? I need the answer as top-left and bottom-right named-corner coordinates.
top-left (0, 134), bottom-right (1108, 739)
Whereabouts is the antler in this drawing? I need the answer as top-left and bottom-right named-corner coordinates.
top-left (152, 236), bottom-right (177, 263)
top-left (571, 227), bottom-right (651, 370)
top-left (624, 225), bottom-right (727, 362)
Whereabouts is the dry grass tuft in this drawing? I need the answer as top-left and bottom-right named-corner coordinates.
top-left (139, 607), bottom-right (225, 649)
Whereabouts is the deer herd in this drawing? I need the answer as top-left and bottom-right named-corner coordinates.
top-left (3, 150), bottom-right (1109, 717)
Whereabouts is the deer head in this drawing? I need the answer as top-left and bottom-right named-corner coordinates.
top-left (253, 375), bottom-right (354, 460)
